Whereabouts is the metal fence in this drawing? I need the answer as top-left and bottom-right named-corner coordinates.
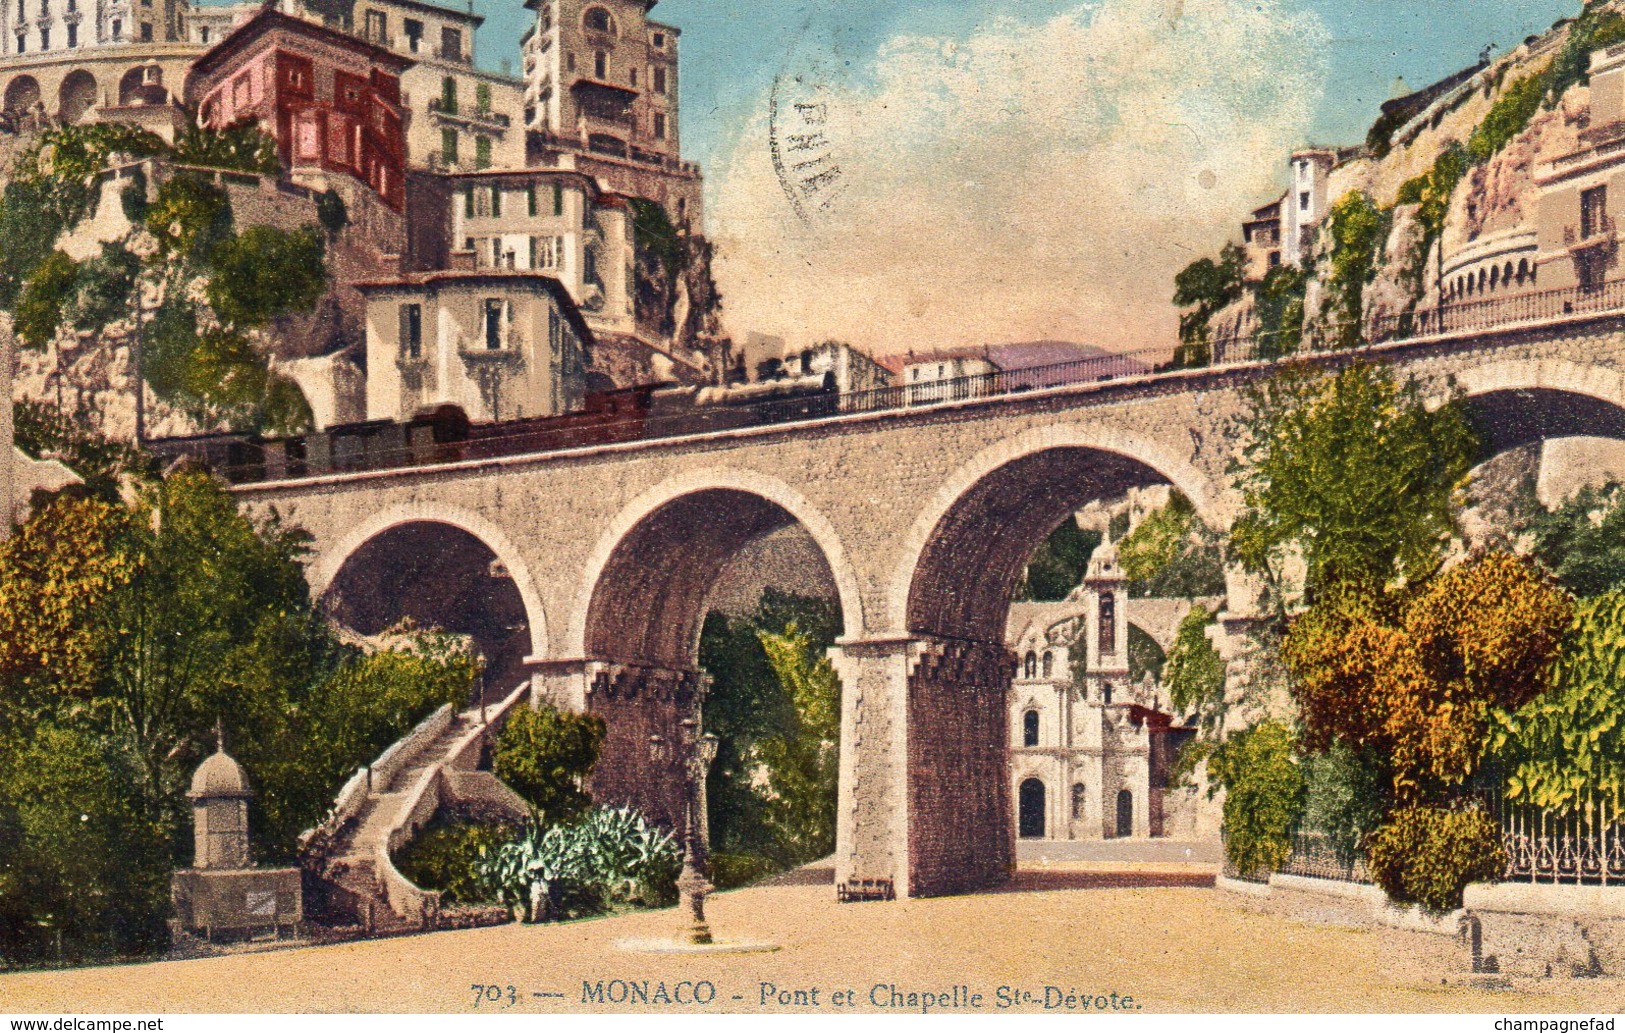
top-left (1277, 831), bottom-right (1373, 885)
top-left (1494, 795), bottom-right (1625, 886)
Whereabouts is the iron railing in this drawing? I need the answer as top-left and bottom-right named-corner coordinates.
top-left (1494, 794), bottom-right (1625, 886)
top-left (1277, 831), bottom-right (1373, 885)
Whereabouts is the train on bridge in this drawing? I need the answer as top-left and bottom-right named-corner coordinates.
top-left (149, 376), bottom-right (843, 484)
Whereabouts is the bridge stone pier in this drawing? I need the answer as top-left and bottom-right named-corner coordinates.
top-left (237, 312), bottom-right (1625, 898)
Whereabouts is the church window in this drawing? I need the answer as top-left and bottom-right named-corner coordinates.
top-left (583, 6), bottom-right (614, 33)
top-left (1042, 651), bottom-right (1054, 678)
top-left (1098, 592), bottom-right (1117, 655)
top-left (594, 51), bottom-right (607, 78)
top-left (1022, 710), bottom-right (1039, 747)
top-left (1071, 782), bottom-right (1087, 820)
top-left (1023, 651), bottom-right (1037, 679)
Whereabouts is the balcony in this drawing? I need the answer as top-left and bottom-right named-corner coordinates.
top-left (428, 97), bottom-right (511, 130)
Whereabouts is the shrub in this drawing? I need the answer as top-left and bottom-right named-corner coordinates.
top-left (492, 703), bottom-right (605, 824)
top-left (1365, 805), bottom-right (1504, 911)
top-left (1211, 720), bottom-right (1304, 879)
top-left (710, 851), bottom-right (782, 890)
top-left (477, 806), bottom-right (678, 922)
top-left (206, 225), bottom-right (327, 328)
top-left (14, 250), bottom-right (79, 348)
top-left (392, 817), bottom-right (518, 906)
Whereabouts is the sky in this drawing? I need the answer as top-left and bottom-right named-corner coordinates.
top-left (451, 0), bottom-right (1586, 351)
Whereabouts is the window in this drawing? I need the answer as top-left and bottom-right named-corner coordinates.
top-left (399, 303), bottom-right (422, 359)
top-left (653, 112), bottom-right (666, 139)
top-left (1298, 191), bottom-right (1310, 211)
top-left (197, 26), bottom-right (207, 43)
top-left (567, 52), bottom-right (575, 72)
top-left (39, 26), bottom-right (47, 48)
top-left (404, 18), bottom-right (422, 52)
top-left (1268, 250), bottom-right (1281, 268)
top-left (629, 67), bottom-right (638, 87)
top-left (483, 299), bottom-right (505, 349)
top-left (584, 6), bottom-right (613, 33)
top-left (364, 9), bottom-right (386, 44)
top-left (443, 127), bottom-right (459, 165)
top-left (527, 184), bottom-right (537, 217)
top-left (1102, 682), bottom-right (1113, 705)
top-left (488, 182), bottom-right (500, 215)
top-left (475, 136), bottom-right (492, 170)
top-left (1098, 591), bottom-right (1116, 656)
top-left (110, 18), bottom-right (119, 38)
top-left (653, 66), bottom-right (666, 94)
top-left (67, 23), bottom-right (77, 46)
top-left (1023, 651), bottom-right (1037, 679)
top-left (1042, 651), bottom-right (1053, 678)
top-left (475, 83), bottom-right (490, 112)
top-left (441, 27), bottom-right (462, 61)
top-left (1022, 710), bottom-right (1039, 747)
top-left (583, 243), bottom-right (599, 285)
top-left (652, 31), bottom-right (664, 49)
top-left (553, 182), bottom-right (563, 215)
top-left (15, 33), bottom-right (23, 54)
top-left (463, 184), bottom-right (475, 218)
top-left (440, 76), bottom-right (457, 114)
top-left (1582, 185), bottom-right (1609, 239)
top-left (140, 22), bottom-right (152, 41)
top-left (594, 51), bottom-right (607, 78)
top-left (1071, 783), bottom-right (1087, 821)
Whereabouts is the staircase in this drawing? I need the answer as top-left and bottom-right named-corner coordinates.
top-left (300, 685), bottom-right (532, 934)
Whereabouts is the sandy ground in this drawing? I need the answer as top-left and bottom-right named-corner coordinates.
top-left (2, 870), bottom-right (1622, 1015)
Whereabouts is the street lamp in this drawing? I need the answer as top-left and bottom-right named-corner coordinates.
top-left (657, 718), bottom-right (720, 946)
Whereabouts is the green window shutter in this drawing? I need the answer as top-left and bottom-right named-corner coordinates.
top-left (528, 184), bottom-right (537, 217)
top-left (464, 186), bottom-right (474, 218)
top-left (553, 183), bottom-right (563, 216)
top-left (491, 183), bottom-right (501, 217)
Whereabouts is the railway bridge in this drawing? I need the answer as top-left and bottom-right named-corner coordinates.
top-left (233, 307), bottom-right (1625, 899)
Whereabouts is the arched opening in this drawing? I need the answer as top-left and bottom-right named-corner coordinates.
top-left (582, 486), bottom-right (850, 875)
top-left (321, 521), bottom-right (535, 705)
top-left (118, 65), bottom-right (167, 107)
top-left (1071, 781), bottom-right (1087, 821)
top-left (1023, 650), bottom-right (1037, 679)
top-left (583, 6), bottom-right (616, 34)
top-left (1116, 789), bottom-right (1134, 838)
top-left (2, 74), bottom-right (40, 116)
top-left (900, 440), bottom-right (1199, 894)
top-left (1022, 709), bottom-right (1039, 747)
top-left (56, 70), bottom-right (97, 124)
top-left (1018, 779), bottom-right (1046, 839)
top-left (1041, 650), bottom-right (1054, 678)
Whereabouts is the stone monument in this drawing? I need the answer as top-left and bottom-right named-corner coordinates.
top-left (170, 724), bottom-right (303, 943)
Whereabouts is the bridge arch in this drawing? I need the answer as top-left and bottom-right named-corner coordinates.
top-left (887, 422), bottom-right (1227, 641)
top-left (566, 467), bottom-right (864, 661)
top-left (310, 501), bottom-right (549, 662)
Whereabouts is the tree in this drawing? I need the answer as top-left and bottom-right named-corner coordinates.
top-left (1163, 605), bottom-right (1228, 739)
top-left (1230, 361), bottom-right (1478, 603)
top-left (1524, 480), bottom-right (1625, 598)
top-left (1320, 191), bottom-right (1390, 349)
top-left (492, 703), bottom-right (606, 825)
top-left (754, 623), bottom-right (841, 865)
top-left (1016, 518), bottom-right (1102, 601)
top-left (1171, 242), bottom-right (1245, 366)
top-left (14, 250), bottom-right (80, 348)
top-left (206, 225), bottom-right (327, 328)
top-left (1117, 492), bottom-right (1225, 599)
top-left (1492, 590), bottom-right (1625, 813)
top-left (1209, 720), bottom-right (1304, 879)
top-left (1283, 553), bottom-right (1571, 804)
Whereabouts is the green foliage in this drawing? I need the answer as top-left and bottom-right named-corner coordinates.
top-left (1299, 741), bottom-right (1388, 858)
top-left (1547, 7), bottom-right (1625, 104)
top-left (754, 622), bottom-right (842, 865)
top-left (1524, 481), bottom-right (1625, 598)
top-left (392, 817), bottom-right (519, 906)
top-left (1171, 242), bottom-right (1245, 366)
top-left (206, 225), bottom-right (326, 328)
top-left (1320, 191), bottom-right (1391, 349)
top-left (1118, 492), bottom-right (1225, 599)
top-left (68, 243), bottom-right (140, 335)
top-left (173, 122), bottom-right (280, 176)
top-left (142, 299), bottom-right (202, 405)
top-left (315, 189), bottom-right (348, 235)
top-left (1466, 74), bottom-right (1545, 165)
top-left (14, 250), bottom-right (79, 348)
top-left (261, 374), bottom-right (315, 437)
top-left (477, 806), bottom-right (679, 922)
top-left (11, 400), bottom-right (151, 504)
top-left (1230, 361), bottom-right (1477, 600)
top-left (709, 851), bottom-right (781, 890)
top-left (1365, 805), bottom-right (1504, 911)
top-left (0, 723), bottom-right (171, 965)
top-left (700, 590), bottom-right (841, 868)
top-left (1211, 720), bottom-right (1304, 880)
top-left (629, 197), bottom-right (683, 277)
top-left (1164, 605), bottom-right (1227, 737)
top-left (0, 178), bottom-right (68, 310)
top-left (119, 167), bottom-right (149, 225)
top-left (1492, 591), bottom-right (1625, 812)
top-left (145, 172), bottom-right (233, 264)
top-left (1127, 625), bottom-right (1166, 684)
top-left (1252, 263), bottom-right (1307, 361)
top-left (493, 703), bottom-right (605, 825)
top-left (1017, 518), bottom-right (1102, 601)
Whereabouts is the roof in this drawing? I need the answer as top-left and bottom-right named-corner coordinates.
top-left (189, 748), bottom-right (251, 799)
top-left (190, 7), bottom-right (415, 83)
top-left (353, 270), bottom-right (596, 345)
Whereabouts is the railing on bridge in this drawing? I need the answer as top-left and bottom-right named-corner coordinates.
top-left (166, 277), bottom-right (1625, 486)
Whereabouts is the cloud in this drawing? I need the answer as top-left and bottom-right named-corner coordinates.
top-left (706, 0), bottom-right (1329, 356)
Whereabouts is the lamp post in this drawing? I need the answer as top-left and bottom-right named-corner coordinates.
top-left (656, 716), bottom-right (719, 946)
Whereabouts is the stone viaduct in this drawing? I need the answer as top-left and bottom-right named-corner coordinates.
top-left (233, 310), bottom-right (1625, 899)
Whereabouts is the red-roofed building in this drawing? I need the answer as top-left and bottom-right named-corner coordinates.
top-left (186, 7), bottom-right (412, 209)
